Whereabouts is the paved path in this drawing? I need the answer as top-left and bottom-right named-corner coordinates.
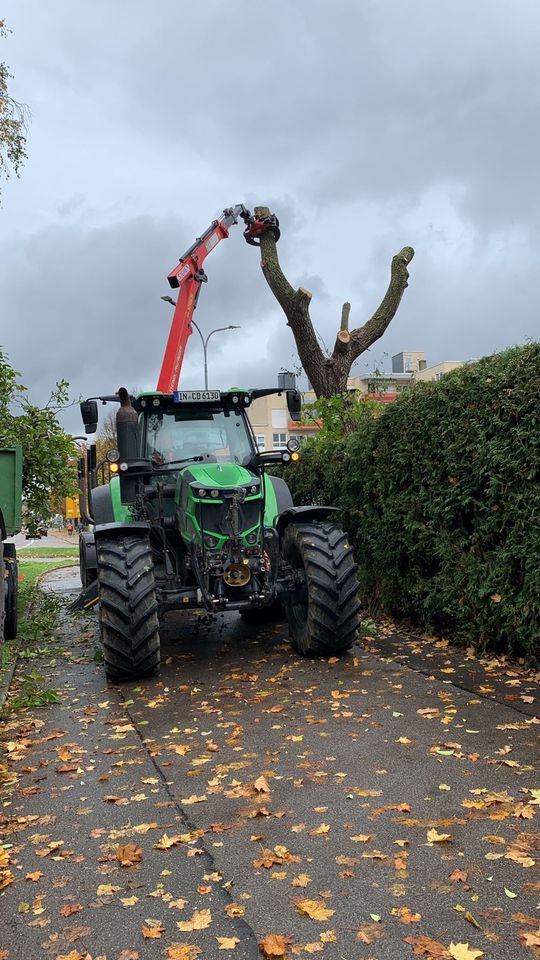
top-left (1, 574), bottom-right (538, 960)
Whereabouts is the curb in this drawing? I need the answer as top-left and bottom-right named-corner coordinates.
top-left (0, 656), bottom-right (18, 711)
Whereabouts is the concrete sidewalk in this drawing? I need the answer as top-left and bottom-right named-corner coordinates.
top-left (1, 575), bottom-right (538, 960)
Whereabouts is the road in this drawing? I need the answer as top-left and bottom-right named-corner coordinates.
top-left (6, 530), bottom-right (77, 551)
top-left (0, 573), bottom-right (538, 960)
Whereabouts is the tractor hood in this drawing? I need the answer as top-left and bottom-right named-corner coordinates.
top-left (180, 462), bottom-right (256, 489)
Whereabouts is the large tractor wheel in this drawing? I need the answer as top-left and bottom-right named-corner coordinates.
top-left (96, 535), bottom-right (160, 682)
top-left (282, 521), bottom-right (360, 657)
top-left (3, 543), bottom-right (18, 640)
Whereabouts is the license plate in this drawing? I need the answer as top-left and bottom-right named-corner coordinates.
top-left (173, 390), bottom-right (221, 402)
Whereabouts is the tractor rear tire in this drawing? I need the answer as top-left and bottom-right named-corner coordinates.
top-left (282, 521), bottom-right (360, 657)
top-left (96, 535), bottom-right (160, 682)
top-left (3, 543), bottom-right (18, 640)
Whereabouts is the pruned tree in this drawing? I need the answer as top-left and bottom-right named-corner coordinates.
top-left (254, 206), bottom-right (414, 397)
top-left (0, 20), bottom-right (28, 196)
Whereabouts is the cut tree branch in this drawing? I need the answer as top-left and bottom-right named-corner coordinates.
top-left (254, 205), bottom-right (414, 397)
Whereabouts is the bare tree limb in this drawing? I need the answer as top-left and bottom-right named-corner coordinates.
top-left (254, 205), bottom-right (414, 397)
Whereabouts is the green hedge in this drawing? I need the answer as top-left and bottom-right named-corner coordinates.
top-left (284, 344), bottom-right (540, 658)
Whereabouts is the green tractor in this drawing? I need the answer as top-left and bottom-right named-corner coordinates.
top-left (0, 445), bottom-right (23, 648)
top-left (77, 386), bottom-right (359, 681)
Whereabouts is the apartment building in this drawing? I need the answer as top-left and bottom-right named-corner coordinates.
top-left (248, 352), bottom-right (469, 448)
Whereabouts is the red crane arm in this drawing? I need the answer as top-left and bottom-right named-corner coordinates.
top-left (157, 205), bottom-right (280, 394)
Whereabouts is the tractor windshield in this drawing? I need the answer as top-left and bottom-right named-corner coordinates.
top-left (145, 406), bottom-right (254, 467)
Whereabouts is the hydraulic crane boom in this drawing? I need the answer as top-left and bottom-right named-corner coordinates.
top-left (157, 205), bottom-right (280, 393)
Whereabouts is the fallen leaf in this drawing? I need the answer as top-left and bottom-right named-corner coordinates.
top-left (448, 944), bottom-right (484, 960)
top-left (404, 934), bottom-right (450, 957)
top-left (181, 794), bottom-right (207, 805)
top-left (116, 842), bottom-right (143, 867)
top-left (25, 871), bottom-right (43, 882)
top-left (59, 903), bottom-right (83, 917)
top-left (258, 934), bottom-right (294, 957)
top-left (427, 829), bottom-right (452, 844)
top-left (292, 874), bottom-right (312, 888)
top-left (504, 887), bottom-right (517, 898)
top-left (166, 946), bottom-right (202, 960)
top-left (216, 937), bottom-right (240, 949)
top-left (253, 776), bottom-right (270, 793)
top-left (224, 903), bottom-right (245, 918)
top-left (177, 908), bottom-right (212, 931)
top-left (520, 930), bottom-right (540, 948)
top-left (142, 921), bottom-right (165, 938)
top-left (356, 922), bottom-right (384, 944)
top-left (295, 899), bottom-right (335, 921)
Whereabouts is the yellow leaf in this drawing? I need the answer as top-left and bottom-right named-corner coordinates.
top-left (295, 899), bottom-right (335, 921)
top-left (292, 874), bottom-right (311, 887)
top-left (427, 829), bottom-right (452, 843)
top-left (310, 824), bottom-right (330, 835)
top-left (216, 937), bottom-right (240, 949)
top-left (448, 943), bottom-right (484, 960)
top-left (166, 946), bottom-right (202, 960)
top-left (121, 895), bottom-right (139, 906)
top-left (177, 908), bottom-right (212, 931)
top-left (224, 902), bottom-right (245, 917)
top-left (350, 834), bottom-right (371, 842)
top-left (319, 930), bottom-right (337, 942)
top-left (97, 883), bottom-right (121, 896)
top-left (181, 794), bottom-right (207, 805)
top-left (504, 887), bottom-right (517, 898)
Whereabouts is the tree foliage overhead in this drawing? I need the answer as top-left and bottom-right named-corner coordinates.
top-left (255, 206), bottom-right (414, 398)
top-left (0, 20), bottom-right (27, 195)
top-left (0, 350), bottom-right (76, 530)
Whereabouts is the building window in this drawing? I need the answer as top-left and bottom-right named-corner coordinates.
top-left (255, 434), bottom-right (265, 450)
top-left (272, 433), bottom-right (287, 450)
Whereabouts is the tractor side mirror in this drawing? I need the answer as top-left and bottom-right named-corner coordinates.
top-left (286, 390), bottom-right (302, 422)
top-left (80, 400), bottom-right (98, 434)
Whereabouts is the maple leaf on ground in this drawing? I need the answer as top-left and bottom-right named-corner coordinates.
top-left (25, 871), bottom-right (43, 882)
top-left (292, 874), bottom-right (311, 887)
top-left (177, 908), bottom-right (212, 931)
top-left (295, 899), bottom-right (335, 921)
top-left (448, 943), bottom-right (484, 960)
top-left (258, 933), bottom-right (295, 957)
top-left (356, 922), bottom-right (385, 943)
top-left (427, 829), bottom-right (452, 844)
top-left (405, 934), bottom-right (451, 957)
top-left (153, 833), bottom-right (184, 849)
top-left (116, 842), bottom-right (143, 867)
top-left (142, 921), bottom-right (165, 938)
top-left (59, 903), bottom-right (83, 917)
top-left (166, 946), bottom-right (202, 960)
top-left (224, 903), bottom-right (245, 918)
top-left (56, 951), bottom-right (86, 960)
top-left (253, 776), bottom-right (271, 793)
top-left (520, 929), bottom-right (540, 947)
top-left (216, 936), bottom-right (240, 949)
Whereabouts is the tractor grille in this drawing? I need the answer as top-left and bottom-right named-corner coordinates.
top-left (200, 498), bottom-right (261, 537)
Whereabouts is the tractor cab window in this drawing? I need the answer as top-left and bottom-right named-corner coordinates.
top-left (146, 407), bottom-right (254, 466)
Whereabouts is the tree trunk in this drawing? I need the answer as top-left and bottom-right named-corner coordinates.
top-left (255, 206), bottom-right (414, 397)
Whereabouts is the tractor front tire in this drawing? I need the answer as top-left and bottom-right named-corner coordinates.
top-left (3, 543), bottom-right (18, 640)
top-left (96, 535), bottom-right (160, 682)
top-left (282, 521), bottom-right (360, 657)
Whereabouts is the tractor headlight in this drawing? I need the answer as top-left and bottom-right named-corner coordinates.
top-left (246, 532), bottom-right (258, 545)
top-left (197, 488), bottom-right (206, 498)
top-left (249, 485), bottom-right (257, 495)
top-left (120, 462), bottom-right (129, 472)
top-left (204, 534), bottom-right (219, 548)
top-left (210, 489), bottom-right (220, 498)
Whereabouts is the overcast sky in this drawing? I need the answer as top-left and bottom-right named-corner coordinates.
top-left (1, 1), bottom-right (539, 433)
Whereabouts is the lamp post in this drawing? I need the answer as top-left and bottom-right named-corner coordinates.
top-left (160, 296), bottom-right (240, 390)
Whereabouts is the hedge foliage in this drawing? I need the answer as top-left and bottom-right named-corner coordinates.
top-left (284, 344), bottom-right (540, 658)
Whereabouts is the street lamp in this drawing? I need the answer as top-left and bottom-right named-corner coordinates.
top-left (160, 296), bottom-right (240, 390)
